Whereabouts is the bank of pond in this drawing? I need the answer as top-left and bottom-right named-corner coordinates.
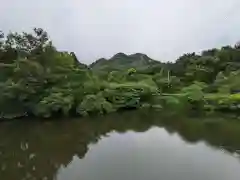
top-left (2, 90), bottom-right (240, 120)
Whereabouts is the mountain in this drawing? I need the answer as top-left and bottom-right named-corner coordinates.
top-left (89, 53), bottom-right (163, 72)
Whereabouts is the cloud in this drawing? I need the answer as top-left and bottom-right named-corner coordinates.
top-left (1, 0), bottom-right (240, 64)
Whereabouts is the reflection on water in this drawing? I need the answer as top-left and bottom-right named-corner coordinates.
top-left (0, 111), bottom-right (240, 180)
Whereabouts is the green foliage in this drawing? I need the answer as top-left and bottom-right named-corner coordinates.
top-left (153, 69), bottom-right (182, 93)
top-left (1, 28), bottom-right (240, 119)
top-left (127, 68), bottom-right (137, 75)
top-left (214, 71), bottom-right (240, 93)
top-left (77, 93), bottom-right (114, 116)
top-left (103, 83), bottom-right (141, 109)
top-left (181, 83), bottom-right (204, 101)
top-left (107, 71), bottom-right (126, 83)
top-left (34, 92), bottom-right (74, 118)
top-left (205, 94), bottom-right (240, 111)
top-left (160, 96), bottom-right (180, 107)
top-left (0, 28), bottom-right (89, 119)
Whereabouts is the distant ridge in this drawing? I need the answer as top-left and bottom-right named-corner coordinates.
top-left (90, 52), bottom-right (162, 71)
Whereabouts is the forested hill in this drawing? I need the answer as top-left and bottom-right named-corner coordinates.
top-left (1, 28), bottom-right (240, 120)
top-left (90, 52), bottom-right (163, 72)
top-left (90, 45), bottom-right (240, 84)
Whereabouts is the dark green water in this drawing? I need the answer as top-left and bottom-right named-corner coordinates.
top-left (1, 111), bottom-right (240, 180)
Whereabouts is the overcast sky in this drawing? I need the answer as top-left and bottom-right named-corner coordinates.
top-left (1, 0), bottom-right (240, 64)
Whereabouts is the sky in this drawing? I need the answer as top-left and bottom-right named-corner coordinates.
top-left (1, 0), bottom-right (240, 64)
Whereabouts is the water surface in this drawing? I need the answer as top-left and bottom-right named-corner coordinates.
top-left (1, 111), bottom-right (240, 180)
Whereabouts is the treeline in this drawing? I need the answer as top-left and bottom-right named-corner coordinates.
top-left (1, 28), bottom-right (240, 119)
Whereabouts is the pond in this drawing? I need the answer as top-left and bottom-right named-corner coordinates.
top-left (0, 110), bottom-right (240, 180)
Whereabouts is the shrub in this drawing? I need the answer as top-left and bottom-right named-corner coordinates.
top-left (33, 92), bottom-right (74, 118)
top-left (76, 93), bottom-right (115, 116)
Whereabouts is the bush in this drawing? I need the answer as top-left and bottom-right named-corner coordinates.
top-left (205, 94), bottom-right (240, 111)
top-left (103, 81), bottom-right (158, 109)
top-left (181, 83), bottom-right (204, 101)
top-left (33, 92), bottom-right (74, 118)
top-left (76, 93), bottom-right (115, 116)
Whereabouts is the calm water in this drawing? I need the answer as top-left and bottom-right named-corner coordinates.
top-left (1, 111), bottom-right (240, 180)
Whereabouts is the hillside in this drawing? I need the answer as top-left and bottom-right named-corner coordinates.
top-left (90, 53), bottom-right (163, 72)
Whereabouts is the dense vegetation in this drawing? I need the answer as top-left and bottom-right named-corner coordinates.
top-left (1, 28), bottom-right (240, 119)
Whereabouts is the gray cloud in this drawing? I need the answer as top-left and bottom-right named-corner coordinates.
top-left (1, 0), bottom-right (240, 64)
